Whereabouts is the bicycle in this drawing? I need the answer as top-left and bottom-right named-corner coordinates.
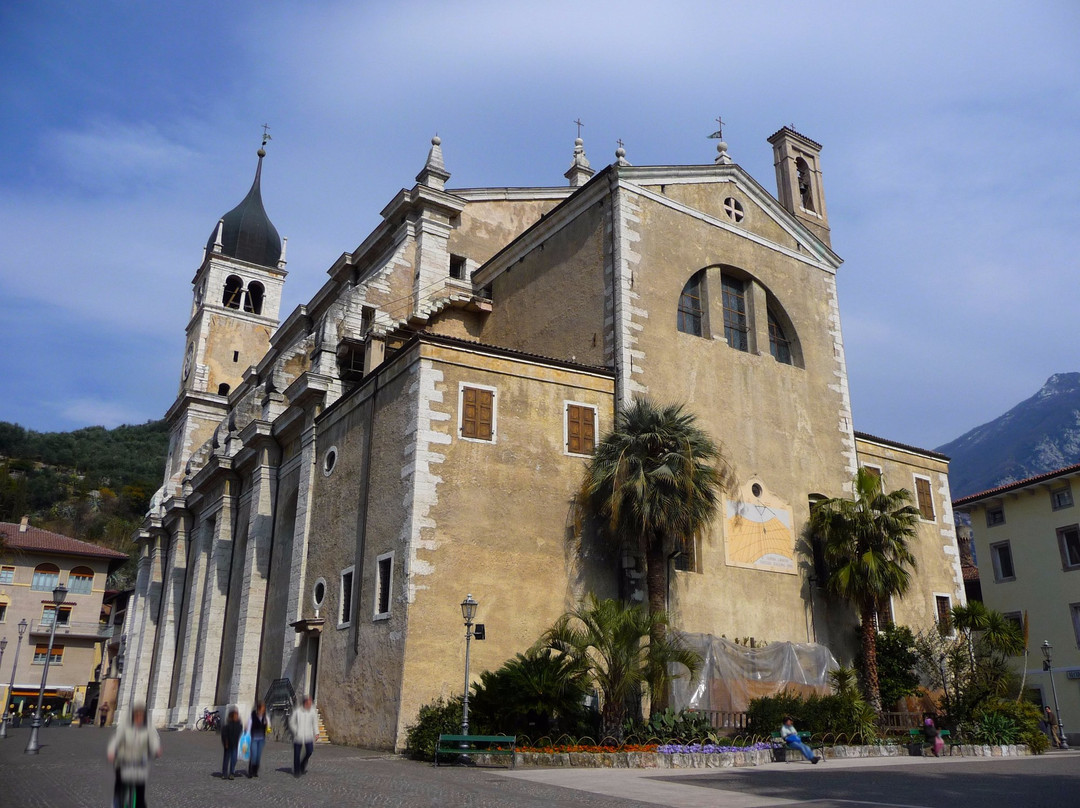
top-left (195, 708), bottom-right (221, 732)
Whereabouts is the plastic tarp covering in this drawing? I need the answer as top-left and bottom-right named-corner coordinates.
top-left (672, 634), bottom-right (839, 715)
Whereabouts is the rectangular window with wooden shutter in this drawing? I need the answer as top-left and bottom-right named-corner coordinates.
top-left (461, 386), bottom-right (494, 441)
top-left (915, 477), bottom-right (935, 521)
top-left (566, 404), bottom-right (596, 455)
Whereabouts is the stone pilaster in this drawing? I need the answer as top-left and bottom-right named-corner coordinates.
top-left (147, 508), bottom-right (189, 724)
top-left (227, 442), bottom-right (278, 705)
top-left (131, 531), bottom-right (165, 708)
top-left (116, 536), bottom-right (154, 713)
top-left (170, 516), bottom-right (211, 725)
top-left (188, 476), bottom-right (238, 717)
top-left (280, 414), bottom-right (319, 687)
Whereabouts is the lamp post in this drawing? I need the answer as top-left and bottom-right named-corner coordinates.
top-left (1, 619), bottom-right (28, 739)
top-left (1041, 640), bottom-right (1069, 750)
top-left (460, 594), bottom-right (478, 736)
top-left (25, 582), bottom-right (67, 754)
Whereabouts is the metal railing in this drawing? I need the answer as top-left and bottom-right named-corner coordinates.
top-left (878, 712), bottom-right (924, 732)
top-left (695, 709), bottom-right (749, 731)
top-left (29, 620), bottom-right (113, 639)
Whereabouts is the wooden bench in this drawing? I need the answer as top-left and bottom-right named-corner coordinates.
top-left (770, 730), bottom-right (819, 762)
top-left (436, 734), bottom-right (517, 767)
top-left (908, 727), bottom-right (959, 755)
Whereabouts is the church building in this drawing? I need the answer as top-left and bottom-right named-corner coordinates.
top-left (118, 126), bottom-right (965, 749)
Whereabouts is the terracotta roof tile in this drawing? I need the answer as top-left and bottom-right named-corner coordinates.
top-left (0, 522), bottom-right (128, 560)
top-left (952, 461), bottom-right (1080, 506)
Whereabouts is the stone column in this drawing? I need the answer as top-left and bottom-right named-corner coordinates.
top-left (227, 442), bottom-right (278, 705)
top-left (147, 510), bottom-right (189, 724)
top-left (132, 531), bottom-right (165, 706)
top-left (188, 476), bottom-right (238, 718)
top-left (170, 516), bottom-right (211, 725)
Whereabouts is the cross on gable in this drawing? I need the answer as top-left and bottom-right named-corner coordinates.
top-left (574, 118), bottom-right (584, 138)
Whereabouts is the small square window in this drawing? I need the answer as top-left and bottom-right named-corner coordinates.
top-left (450, 254), bottom-right (468, 280)
top-left (862, 465), bottom-right (882, 480)
top-left (42, 605), bottom-right (73, 626)
top-left (914, 476), bottom-right (935, 521)
top-left (1051, 486), bottom-right (1073, 511)
top-left (990, 542), bottom-right (1015, 582)
top-left (566, 403), bottom-right (597, 456)
top-left (374, 553), bottom-right (393, 620)
top-left (338, 567), bottom-right (354, 628)
top-left (673, 534), bottom-right (700, 574)
top-left (0, 603), bottom-right (7, 622)
top-left (1003, 611), bottom-right (1024, 636)
top-left (986, 506), bottom-right (1005, 527)
top-left (33, 644), bottom-right (63, 665)
top-left (0, 566), bottom-right (13, 584)
top-left (460, 385), bottom-right (495, 442)
top-left (1057, 526), bottom-right (1080, 570)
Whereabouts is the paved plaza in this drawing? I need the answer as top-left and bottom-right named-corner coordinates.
top-left (0, 725), bottom-right (1077, 808)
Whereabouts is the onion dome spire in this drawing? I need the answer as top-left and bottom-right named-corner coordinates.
top-left (205, 138), bottom-right (282, 268)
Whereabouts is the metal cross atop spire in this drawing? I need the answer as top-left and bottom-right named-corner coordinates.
top-left (708, 115), bottom-right (725, 140)
top-left (616, 138), bottom-right (624, 149)
top-left (261, 124), bottom-right (272, 147)
top-left (574, 118), bottom-right (584, 138)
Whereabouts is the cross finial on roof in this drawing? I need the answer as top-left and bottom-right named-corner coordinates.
top-left (261, 124), bottom-right (272, 147)
top-left (574, 118), bottom-right (584, 138)
top-left (617, 138), bottom-right (624, 150)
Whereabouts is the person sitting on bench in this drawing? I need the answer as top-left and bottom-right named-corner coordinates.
top-left (923, 717), bottom-right (944, 757)
top-left (781, 717), bottom-right (819, 764)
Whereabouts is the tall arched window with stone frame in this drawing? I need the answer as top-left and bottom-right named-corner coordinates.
top-left (677, 270), bottom-right (706, 337)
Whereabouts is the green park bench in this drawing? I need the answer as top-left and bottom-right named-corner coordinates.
top-left (908, 727), bottom-right (959, 755)
top-left (435, 734), bottom-right (517, 767)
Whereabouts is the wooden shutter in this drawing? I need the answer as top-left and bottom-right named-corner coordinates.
top-left (567, 405), bottom-right (596, 454)
top-left (935, 596), bottom-right (951, 633)
top-left (462, 387), bottom-right (493, 441)
top-left (915, 477), bottom-right (935, 520)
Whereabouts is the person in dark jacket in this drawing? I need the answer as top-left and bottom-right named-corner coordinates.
top-left (922, 717), bottom-right (944, 757)
top-left (220, 708), bottom-right (243, 780)
top-left (246, 701), bottom-right (268, 778)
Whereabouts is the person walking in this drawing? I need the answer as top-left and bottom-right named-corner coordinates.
top-left (246, 700), bottom-right (269, 778)
top-left (99, 701), bottom-right (110, 727)
top-left (780, 716), bottom-right (820, 763)
top-left (288, 696), bottom-right (319, 777)
top-left (220, 707), bottom-right (243, 780)
top-left (106, 701), bottom-right (162, 808)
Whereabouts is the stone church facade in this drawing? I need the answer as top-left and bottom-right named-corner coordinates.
top-left (119, 128), bottom-right (965, 749)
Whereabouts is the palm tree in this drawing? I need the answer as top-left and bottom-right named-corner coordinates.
top-left (537, 595), bottom-right (701, 740)
top-left (807, 467), bottom-right (920, 714)
top-left (575, 399), bottom-right (731, 709)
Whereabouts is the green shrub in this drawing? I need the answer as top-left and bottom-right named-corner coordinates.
top-left (469, 650), bottom-right (592, 737)
top-left (747, 690), bottom-right (877, 743)
top-left (626, 708), bottom-right (719, 743)
top-left (403, 697), bottom-right (464, 761)
top-left (971, 699), bottom-right (1049, 754)
top-left (970, 711), bottom-right (1019, 745)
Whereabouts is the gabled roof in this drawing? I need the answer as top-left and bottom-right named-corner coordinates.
top-left (0, 522), bottom-right (128, 561)
top-left (952, 462), bottom-right (1080, 507)
top-left (854, 431), bottom-right (950, 462)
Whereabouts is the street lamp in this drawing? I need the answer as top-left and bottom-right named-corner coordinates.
top-left (460, 594), bottom-right (478, 736)
top-left (25, 582), bottom-right (68, 754)
top-left (1, 619), bottom-right (28, 739)
top-left (1041, 640), bottom-right (1069, 750)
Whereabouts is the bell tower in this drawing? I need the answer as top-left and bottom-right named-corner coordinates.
top-left (163, 139), bottom-right (287, 487)
top-left (767, 126), bottom-right (830, 246)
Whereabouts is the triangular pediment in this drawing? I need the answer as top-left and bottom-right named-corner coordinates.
top-left (623, 164), bottom-right (841, 271)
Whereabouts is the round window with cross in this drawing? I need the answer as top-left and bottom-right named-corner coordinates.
top-left (724, 197), bottom-right (744, 223)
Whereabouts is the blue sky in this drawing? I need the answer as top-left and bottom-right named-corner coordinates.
top-left (1, 1), bottom-right (1077, 450)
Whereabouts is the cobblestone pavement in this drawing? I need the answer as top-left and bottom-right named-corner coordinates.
top-left (0, 724), bottom-right (659, 808)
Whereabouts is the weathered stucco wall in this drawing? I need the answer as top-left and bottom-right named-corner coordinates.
top-left (449, 198), bottom-right (562, 266)
top-left (476, 203), bottom-right (608, 366)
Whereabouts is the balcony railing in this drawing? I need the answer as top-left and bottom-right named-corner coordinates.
top-left (30, 620), bottom-right (113, 639)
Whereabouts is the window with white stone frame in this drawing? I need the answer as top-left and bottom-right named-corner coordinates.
top-left (458, 383), bottom-right (496, 443)
top-left (1058, 525), bottom-right (1080, 571)
top-left (338, 566), bottom-right (354, 629)
top-left (914, 475), bottom-right (935, 522)
top-left (990, 541), bottom-right (1016, 582)
top-left (374, 552), bottom-right (393, 620)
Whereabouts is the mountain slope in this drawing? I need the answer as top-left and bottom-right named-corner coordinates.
top-left (939, 373), bottom-right (1080, 499)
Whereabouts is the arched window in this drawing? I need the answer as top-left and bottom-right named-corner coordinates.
top-left (768, 311), bottom-right (792, 365)
top-left (244, 281), bottom-right (265, 315)
top-left (677, 271), bottom-right (705, 336)
top-left (32, 563), bottom-right (60, 592)
top-left (796, 157), bottom-right (815, 212)
top-left (217, 383), bottom-right (231, 397)
top-left (223, 275), bottom-right (244, 309)
top-left (69, 566), bottom-right (94, 594)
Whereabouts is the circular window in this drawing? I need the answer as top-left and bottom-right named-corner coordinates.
top-left (751, 482), bottom-right (763, 498)
top-left (322, 446), bottom-right (338, 476)
top-left (724, 197), bottom-right (745, 223)
top-left (313, 578), bottom-right (327, 609)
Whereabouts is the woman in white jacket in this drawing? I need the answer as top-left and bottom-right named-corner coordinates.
top-left (107, 702), bottom-right (162, 807)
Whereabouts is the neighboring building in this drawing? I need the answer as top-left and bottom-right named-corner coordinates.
top-left (954, 464), bottom-right (1080, 746)
top-left (0, 518), bottom-right (128, 721)
top-left (119, 129), bottom-right (965, 749)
